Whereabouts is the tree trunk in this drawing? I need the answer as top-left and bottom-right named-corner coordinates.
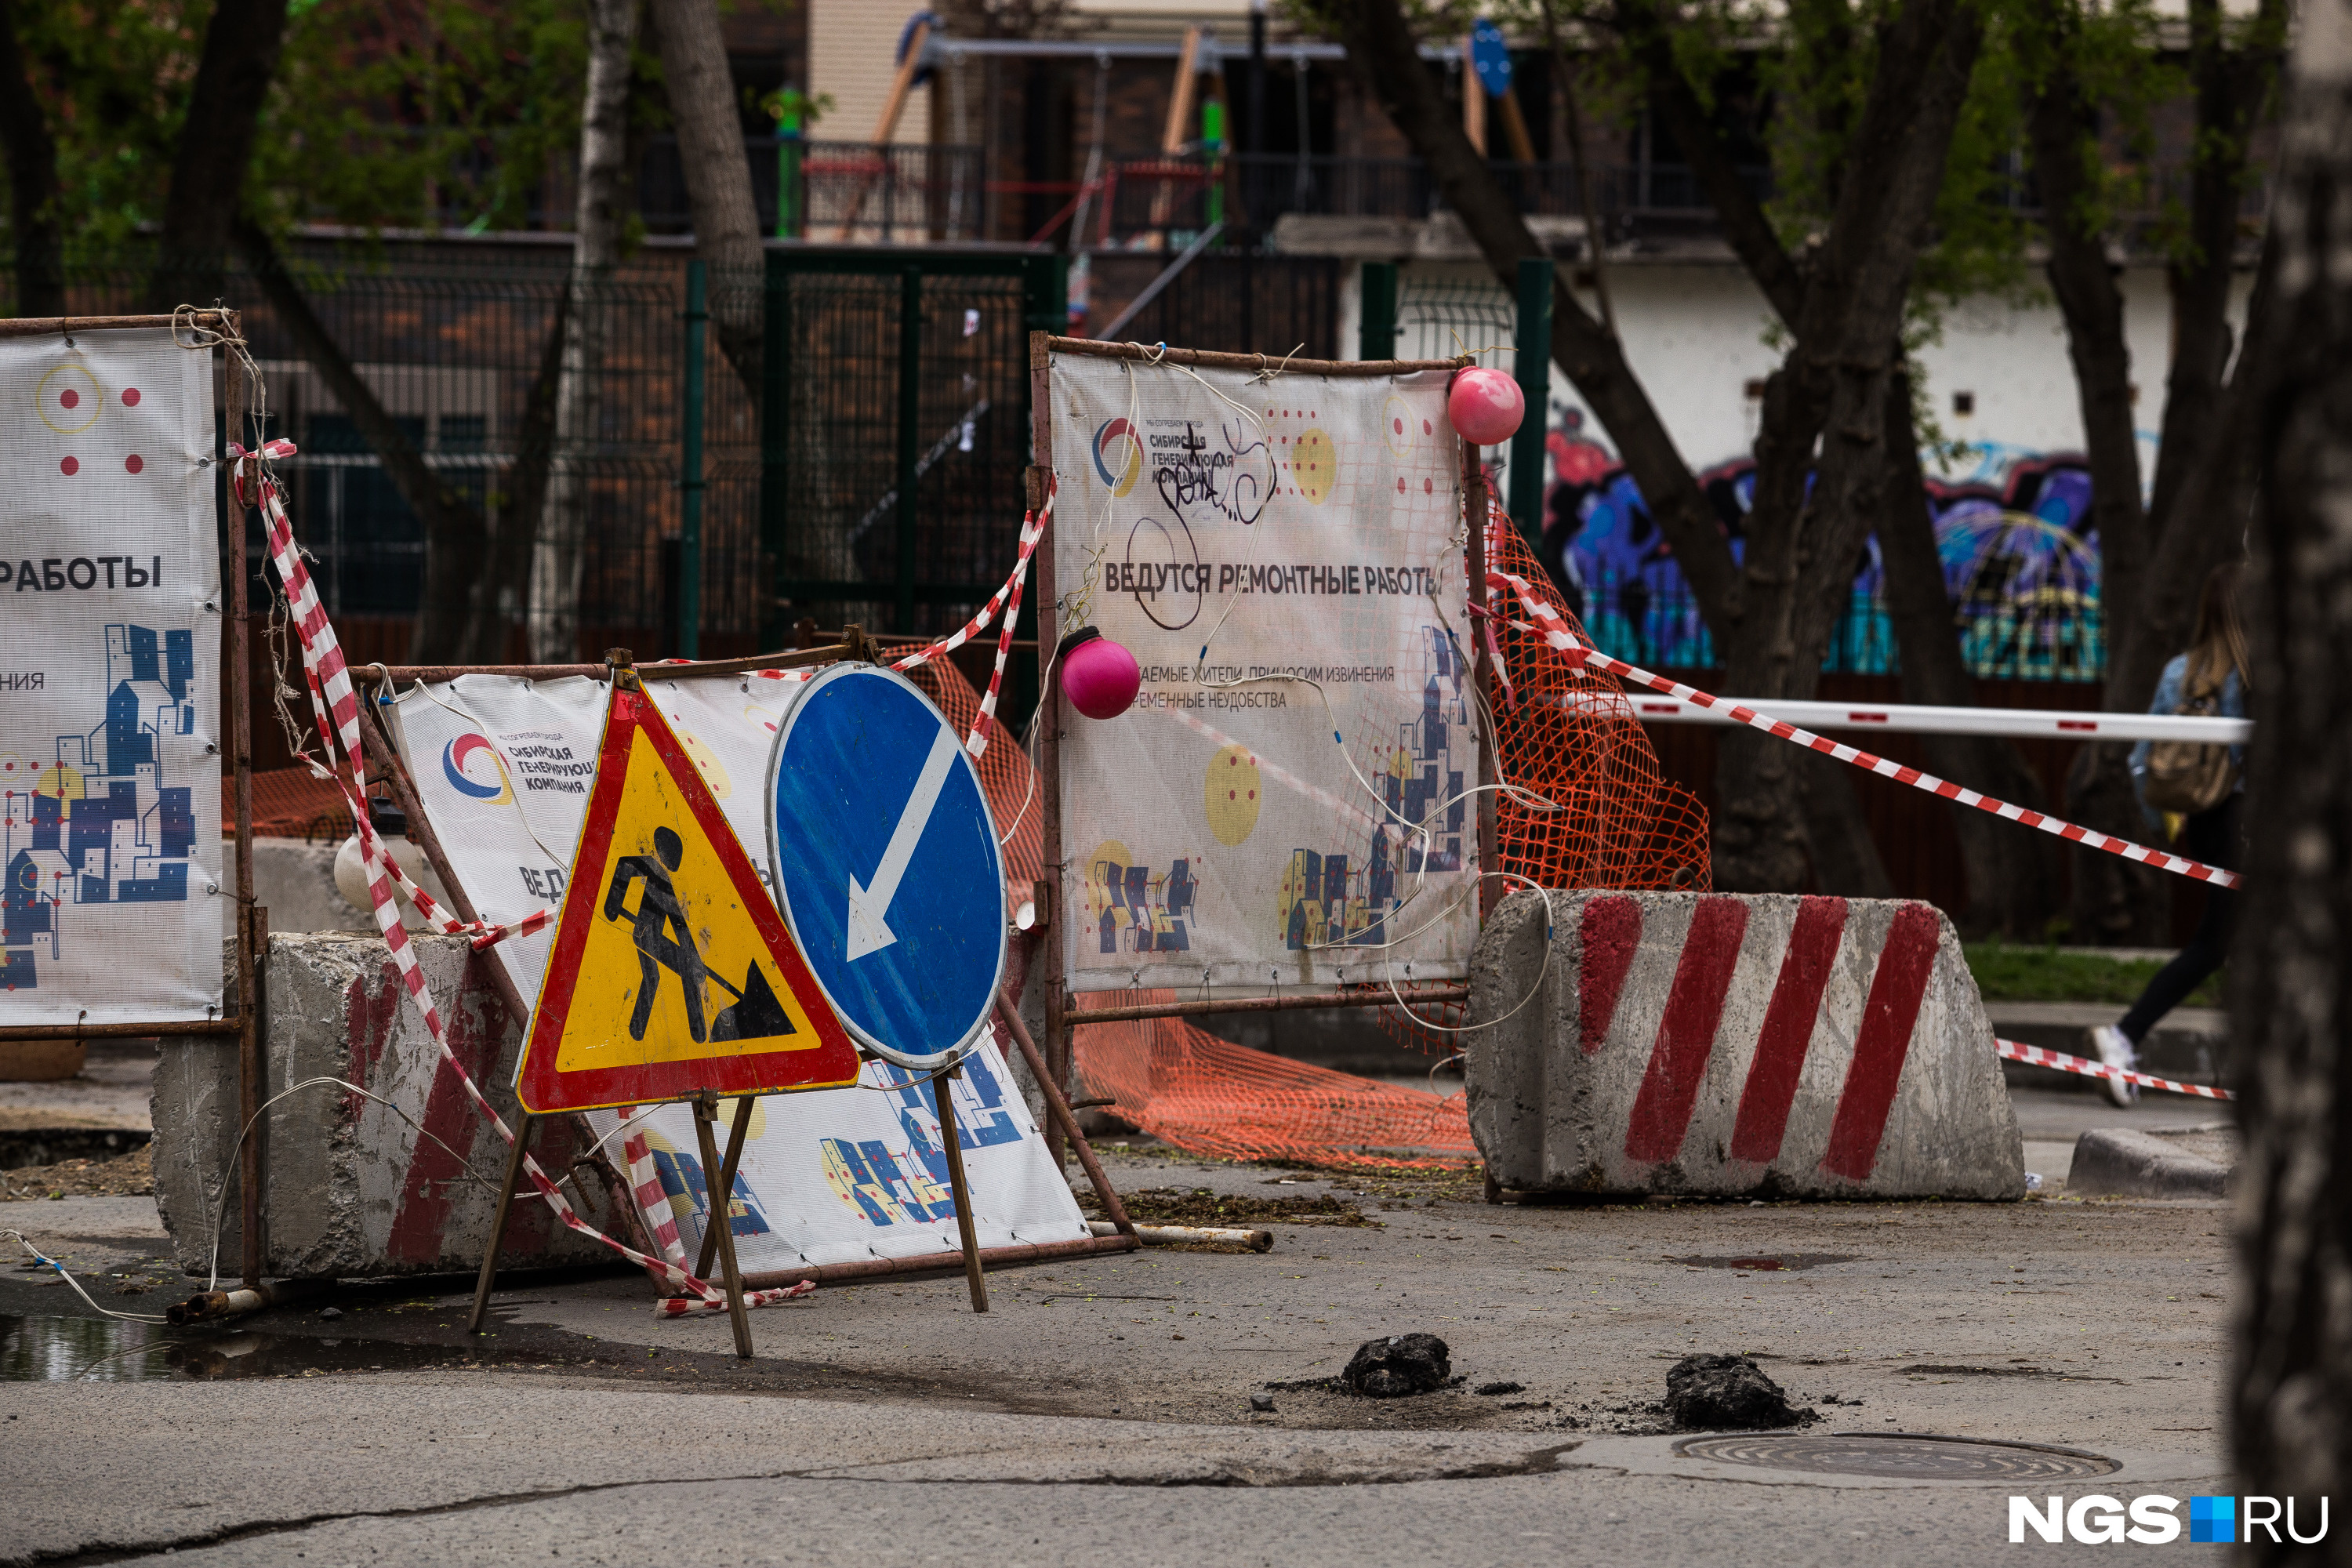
top-left (0, 0), bottom-right (65, 318)
top-left (147, 0), bottom-right (292, 310)
top-left (528, 0), bottom-right (637, 666)
top-left (2231, 1), bottom-right (2352, 1523)
top-left (233, 223), bottom-right (488, 662)
top-left (1878, 368), bottom-right (2060, 937)
top-left (647, 0), bottom-right (764, 411)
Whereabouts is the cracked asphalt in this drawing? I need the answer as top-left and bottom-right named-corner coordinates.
top-left (2, 1109), bottom-right (2237, 1567)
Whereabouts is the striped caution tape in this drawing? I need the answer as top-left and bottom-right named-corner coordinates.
top-left (1994, 1037), bottom-right (2234, 1101)
top-left (234, 441), bottom-right (804, 1316)
top-left (1483, 567), bottom-right (2242, 891)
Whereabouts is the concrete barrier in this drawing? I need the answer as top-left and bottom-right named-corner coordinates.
top-left (154, 933), bottom-right (610, 1280)
top-left (1466, 891), bottom-right (2024, 1200)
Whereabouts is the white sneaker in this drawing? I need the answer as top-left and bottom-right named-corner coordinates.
top-left (2091, 1025), bottom-right (2140, 1108)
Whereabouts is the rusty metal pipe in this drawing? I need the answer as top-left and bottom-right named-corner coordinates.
top-left (165, 1276), bottom-right (330, 1326)
top-left (350, 644), bottom-right (848, 687)
top-left (1087, 1220), bottom-right (1272, 1253)
top-left (1069, 986), bottom-right (1468, 1027)
top-left (731, 1232), bottom-right (1138, 1294)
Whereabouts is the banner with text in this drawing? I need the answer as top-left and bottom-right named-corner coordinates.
top-left (390, 673), bottom-right (1087, 1272)
top-left (1048, 352), bottom-right (1479, 993)
top-left (0, 328), bottom-right (223, 1024)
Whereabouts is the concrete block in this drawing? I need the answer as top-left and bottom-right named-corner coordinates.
top-left (246, 836), bottom-right (452, 935)
top-left (2066, 1128), bottom-right (2230, 1200)
top-left (154, 932), bottom-right (610, 1279)
top-left (1466, 891), bottom-right (2025, 1200)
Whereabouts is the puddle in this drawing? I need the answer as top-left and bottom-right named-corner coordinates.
top-left (1666, 1254), bottom-right (1860, 1273)
top-left (0, 1314), bottom-right (517, 1383)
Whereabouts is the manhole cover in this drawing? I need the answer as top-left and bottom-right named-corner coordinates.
top-left (1675, 1432), bottom-right (2119, 1480)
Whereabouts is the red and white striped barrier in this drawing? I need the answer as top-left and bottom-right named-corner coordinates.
top-left (1485, 569), bottom-right (2241, 891)
top-left (1995, 1038), bottom-right (2233, 1101)
top-left (892, 483), bottom-right (1050, 757)
top-left (1468, 890), bottom-right (2027, 1199)
top-left (234, 441), bottom-right (804, 1316)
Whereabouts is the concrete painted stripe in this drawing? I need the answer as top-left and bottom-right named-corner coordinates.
top-left (1729, 896), bottom-right (1849, 1164)
top-left (1577, 896), bottom-right (1642, 1056)
top-left (1818, 902), bottom-right (1941, 1181)
top-left (1624, 897), bottom-right (1749, 1163)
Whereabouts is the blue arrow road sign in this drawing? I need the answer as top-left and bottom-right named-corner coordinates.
top-left (766, 664), bottom-right (1007, 1069)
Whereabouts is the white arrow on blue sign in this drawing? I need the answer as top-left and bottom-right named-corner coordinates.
top-left (764, 663), bottom-right (1008, 1071)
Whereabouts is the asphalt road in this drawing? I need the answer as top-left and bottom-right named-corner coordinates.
top-left (0, 1094), bottom-right (2238, 1568)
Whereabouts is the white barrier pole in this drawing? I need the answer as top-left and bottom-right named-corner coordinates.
top-left (1622, 695), bottom-right (2249, 744)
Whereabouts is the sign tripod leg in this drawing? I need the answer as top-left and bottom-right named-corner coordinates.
top-left (468, 1113), bottom-right (539, 1334)
top-left (934, 1062), bottom-right (990, 1312)
top-left (692, 1092), bottom-right (757, 1358)
top-left (694, 1094), bottom-right (758, 1283)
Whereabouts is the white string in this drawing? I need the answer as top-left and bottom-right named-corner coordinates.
top-left (1, 1230), bottom-right (173, 1325)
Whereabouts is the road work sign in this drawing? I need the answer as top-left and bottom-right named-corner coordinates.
top-left (766, 664), bottom-right (1007, 1071)
top-left (517, 681), bottom-right (859, 1112)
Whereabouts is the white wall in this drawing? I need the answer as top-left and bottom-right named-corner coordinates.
top-left (1357, 260), bottom-right (2252, 484)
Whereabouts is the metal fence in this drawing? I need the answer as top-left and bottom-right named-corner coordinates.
top-left (641, 138), bottom-right (991, 245)
top-left (3, 243), bottom-right (757, 661)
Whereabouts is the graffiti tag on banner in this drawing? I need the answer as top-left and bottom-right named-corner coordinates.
top-left (0, 328), bottom-right (223, 1024)
top-left (1050, 352), bottom-right (1478, 993)
top-left (516, 681), bottom-right (860, 1113)
top-left (388, 672), bottom-right (1090, 1268)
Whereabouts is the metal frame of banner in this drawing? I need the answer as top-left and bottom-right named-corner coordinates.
top-left (351, 644), bottom-right (1145, 1334)
top-left (0, 312), bottom-right (267, 1283)
top-left (1025, 333), bottom-right (1493, 1167)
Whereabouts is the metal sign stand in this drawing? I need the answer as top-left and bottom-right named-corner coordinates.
top-left (1025, 333), bottom-right (1494, 1149)
top-left (0, 313), bottom-right (263, 1282)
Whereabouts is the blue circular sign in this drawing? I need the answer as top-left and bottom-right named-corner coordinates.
top-left (766, 664), bottom-right (1007, 1070)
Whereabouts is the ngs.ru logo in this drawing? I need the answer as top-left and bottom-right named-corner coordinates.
top-left (2010, 1494), bottom-right (2328, 1544)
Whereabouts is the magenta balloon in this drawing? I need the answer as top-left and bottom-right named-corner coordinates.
top-left (1447, 367), bottom-right (1526, 445)
top-left (1062, 631), bottom-right (1141, 720)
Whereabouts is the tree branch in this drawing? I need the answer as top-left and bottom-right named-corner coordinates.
top-left (0, 0), bottom-right (64, 318)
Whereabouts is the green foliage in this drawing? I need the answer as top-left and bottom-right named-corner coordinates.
top-left (1965, 940), bottom-right (2223, 1008)
top-left (1, 0), bottom-right (699, 249)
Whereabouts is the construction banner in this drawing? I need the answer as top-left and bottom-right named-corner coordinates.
top-left (390, 672), bottom-right (1089, 1271)
top-left (0, 328), bottom-right (223, 1023)
top-left (1047, 350), bottom-right (1479, 993)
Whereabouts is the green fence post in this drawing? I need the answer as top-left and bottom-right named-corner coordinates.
top-left (1359, 261), bottom-right (1398, 360)
top-left (1510, 256), bottom-right (1552, 550)
top-left (679, 260), bottom-right (707, 657)
top-left (757, 250), bottom-right (790, 650)
top-left (778, 100), bottom-right (804, 240)
top-left (894, 266), bottom-right (923, 635)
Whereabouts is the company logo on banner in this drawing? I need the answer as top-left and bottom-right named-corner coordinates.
top-left (441, 733), bottom-right (514, 804)
top-left (0, 329), bottom-right (223, 1024)
top-left (1091, 417), bottom-right (1143, 496)
top-left (1052, 354), bottom-right (1477, 994)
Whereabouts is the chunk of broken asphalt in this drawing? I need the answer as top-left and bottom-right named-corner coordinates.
top-left (1474, 1381), bottom-right (1524, 1396)
top-left (1664, 1353), bottom-right (1810, 1430)
top-left (1341, 1333), bottom-right (1451, 1398)
top-left (1250, 1392), bottom-right (1276, 1413)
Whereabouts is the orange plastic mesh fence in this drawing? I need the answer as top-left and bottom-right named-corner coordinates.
top-left (866, 550), bottom-right (1705, 1172)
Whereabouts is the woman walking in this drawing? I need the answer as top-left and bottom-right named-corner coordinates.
top-left (2090, 563), bottom-right (2248, 1106)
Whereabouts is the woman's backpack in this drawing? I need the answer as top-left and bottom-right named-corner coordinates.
top-left (2142, 673), bottom-right (2238, 816)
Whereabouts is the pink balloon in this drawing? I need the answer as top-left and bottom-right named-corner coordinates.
top-left (1061, 626), bottom-right (1140, 720)
top-left (1447, 366), bottom-right (1526, 446)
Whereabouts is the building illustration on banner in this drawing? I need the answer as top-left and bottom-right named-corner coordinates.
top-left (2, 623), bottom-right (200, 992)
top-left (818, 1054), bottom-right (1022, 1229)
top-left (638, 1130), bottom-right (775, 1250)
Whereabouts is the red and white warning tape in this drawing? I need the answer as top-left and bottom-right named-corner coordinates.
top-left (891, 482), bottom-right (1051, 757)
top-left (1484, 568), bottom-right (2241, 891)
top-left (234, 441), bottom-right (810, 1316)
top-left (1994, 1037), bottom-right (2233, 1101)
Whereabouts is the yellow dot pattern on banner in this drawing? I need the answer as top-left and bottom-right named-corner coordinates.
top-left (1291, 429), bottom-right (1335, 504)
top-left (718, 1096), bottom-right (768, 1143)
top-left (675, 724), bottom-right (731, 800)
top-left (35, 764), bottom-right (82, 801)
top-left (1203, 745), bottom-right (1261, 845)
top-left (1381, 395), bottom-right (1416, 456)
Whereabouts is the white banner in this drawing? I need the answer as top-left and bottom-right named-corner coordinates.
top-left (1047, 351), bottom-right (1479, 993)
top-left (389, 671), bottom-right (1088, 1272)
top-left (0, 327), bottom-right (223, 1023)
